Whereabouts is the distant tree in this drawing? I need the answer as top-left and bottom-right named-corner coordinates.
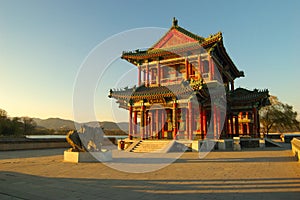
top-left (21, 117), bottom-right (37, 134)
top-left (0, 108), bottom-right (8, 119)
top-left (10, 117), bottom-right (23, 135)
top-left (260, 96), bottom-right (300, 134)
top-left (0, 109), bottom-right (8, 134)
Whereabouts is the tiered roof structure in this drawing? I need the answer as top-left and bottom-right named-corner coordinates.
top-left (109, 18), bottom-right (269, 140)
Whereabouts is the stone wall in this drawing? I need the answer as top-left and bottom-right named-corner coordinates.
top-left (0, 139), bottom-right (70, 151)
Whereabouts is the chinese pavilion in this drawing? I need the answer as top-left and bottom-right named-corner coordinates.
top-left (109, 18), bottom-right (269, 140)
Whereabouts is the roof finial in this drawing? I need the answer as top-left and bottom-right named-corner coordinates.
top-left (172, 17), bottom-right (178, 27)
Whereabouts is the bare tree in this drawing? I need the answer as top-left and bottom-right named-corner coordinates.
top-left (260, 96), bottom-right (300, 134)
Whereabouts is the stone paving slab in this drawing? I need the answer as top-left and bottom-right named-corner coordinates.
top-left (0, 148), bottom-right (300, 199)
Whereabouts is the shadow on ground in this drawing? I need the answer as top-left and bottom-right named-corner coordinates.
top-left (1, 171), bottom-right (300, 200)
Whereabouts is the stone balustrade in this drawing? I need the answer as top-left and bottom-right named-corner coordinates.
top-left (291, 138), bottom-right (300, 162)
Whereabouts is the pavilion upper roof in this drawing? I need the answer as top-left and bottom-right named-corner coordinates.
top-left (120, 18), bottom-right (244, 80)
top-left (121, 21), bottom-right (223, 60)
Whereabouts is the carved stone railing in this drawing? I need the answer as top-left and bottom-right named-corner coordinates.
top-left (291, 138), bottom-right (300, 162)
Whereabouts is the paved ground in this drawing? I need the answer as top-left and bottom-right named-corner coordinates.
top-left (0, 145), bottom-right (300, 200)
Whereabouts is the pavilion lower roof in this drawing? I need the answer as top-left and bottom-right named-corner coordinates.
top-left (109, 84), bottom-right (269, 108)
top-left (229, 88), bottom-right (270, 106)
top-left (109, 80), bottom-right (207, 101)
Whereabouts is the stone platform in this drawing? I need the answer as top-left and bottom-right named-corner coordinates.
top-left (64, 150), bottom-right (112, 163)
top-left (1, 146), bottom-right (300, 200)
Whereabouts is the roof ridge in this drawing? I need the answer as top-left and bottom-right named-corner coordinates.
top-left (174, 26), bottom-right (205, 42)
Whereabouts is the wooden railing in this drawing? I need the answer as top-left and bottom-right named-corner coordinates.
top-left (291, 138), bottom-right (300, 162)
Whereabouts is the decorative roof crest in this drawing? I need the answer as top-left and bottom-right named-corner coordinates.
top-left (172, 17), bottom-right (178, 27)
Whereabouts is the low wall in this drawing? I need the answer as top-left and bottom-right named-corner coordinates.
top-left (0, 139), bottom-right (70, 151)
top-left (291, 138), bottom-right (300, 162)
top-left (197, 138), bottom-right (264, 151)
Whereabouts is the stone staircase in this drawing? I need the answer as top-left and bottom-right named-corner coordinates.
top-left (128, 140), bottom-right (172, 153)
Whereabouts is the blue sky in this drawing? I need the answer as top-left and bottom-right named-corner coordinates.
top-left (0, 0), bottom-right (299, 122)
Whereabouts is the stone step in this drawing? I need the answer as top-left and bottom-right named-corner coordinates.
top-left (131, 141), bottom-right (171, 153)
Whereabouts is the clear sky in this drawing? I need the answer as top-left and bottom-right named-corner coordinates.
top-left (0, 0), bottom-right (299, 122)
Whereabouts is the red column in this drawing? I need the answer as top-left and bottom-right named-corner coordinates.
top-left (151, 69), bottom-right (155, 85)
top-left (239, 112), bottom-right (243, 134)
top-left (145, 111), bottom-right (149, 139)
top-left (217, 108), bottom-right (221, 139)
top-left (203, 109), bottom-right (207, 138)
top-left (143, 69), bottom-right (146, 85)
top-left (209, 56), bottom-right (214, 81)
top-left (257, 111), bottom-right (260, 137)
top-left (172, 101), bottom-right (178, 140)
top-left (156, 109), bottom-right (159, 139)
top-left (138, 66), bottom-right (141, 86)
top-left (185, 58), bottom-right (189, 80)
top-left (188, 101), bottom-right (193, 140)
top-left (253, 107), bottom-right (257, 136)
top-left (185, 108), bottom-right (189, 139)
top-left (157, 61), bottom-right (161, 86)
top-left (189, 63), bottom-right (193, 78)
top-left (134, 111), bottom-right (137, 137)
top-left (198, 55), bottom-right (202, 76)
top-left (225, 115), bottom-right (230, 138)
top-left (129, 105), bottom-right (133, 140)
top-left (231, 81), bottom-right (234, 91)
top-left (150, 111), bottom-right (154, 138)
top-left (200, 106), bottom-right (204, 139)
top-left (140, 105), bottom-right (145, 140)
top-left (234, 115), bottom-right (239, 136)
top-left (230, 114), bottom-right (234, 136)
top-left (161, 110), bottom-right (165, 139)
top-left (146, 62), bottom-right (149, 86)
top-left (213, 105), bottom-right (217, 139)
top-left (246, 112), bottom-right (250, 135)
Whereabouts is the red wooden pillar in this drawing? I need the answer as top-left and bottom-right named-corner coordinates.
top-left (172, 101), bottom-right (178, 140)
top-left (257, 111), bottom-right (260, 137)
top-left (140, 105), bottom-right (145, 140)
top-left (200, 105), bottom-right (204, 139)
top-left (146, 111), bottom-right (150, 139)
top-left (157, 61), bottom-right (161, 86)
top-left (143, 69), bottom-right (146, 85)
top-left (225, 114), bottom-right (230, 138)
top-left (161, 110), bottom-right (165, 139)
top-left (198, 55), bottom-right (202, 75)
top-left (246, 112), bottom-right (250, 135)
top-left (203, 109), bottom-right (207, 138)
top-left (189, 63), bottom-right (193, 78)
top-left (185, 108), bottom-right (189, 139)
top-left (185, 58), bottom-right (189, 80)
top-left (231, 81), bottom-right (234, 91)
top-left (129, 105), bottom-right (133, 140)
top-left (209, 56), bottom-right (214, 81)
top-left (213, 105), bottom-right (217, 139)
top-left (151, 111), bottom-right (154, 138)
top-left (198, 105), bottom-right (202, 134)
top-left (155, 109), bottom-right (160, 139)
top-left (146, 62), bottom-right (149, 86)
top-left (252, 107), bottom-right (257, 136)
top-left (234, 115), bottom-right (239, 136)
top-left (138, 65), bottom-right (141, 86)
top-left (217, 108), bottom-right (221, 139)
top-left (230, 114), bottom-right (234, 136)
top-left (239, 112), bottom-right (243, 134)
top-left (134, 111), bottom-right (137, 137)
top-left (188, 101), bottom-right (193, 140)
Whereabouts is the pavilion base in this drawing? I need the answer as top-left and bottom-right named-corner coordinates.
top-left (64, 150), bottom-right (112, 163)
top-left (197, 138), bottom-right (265, 151)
